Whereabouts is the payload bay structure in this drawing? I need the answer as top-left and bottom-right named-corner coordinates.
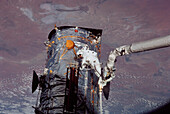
top-left (32, 26), bottom-right (103, 114)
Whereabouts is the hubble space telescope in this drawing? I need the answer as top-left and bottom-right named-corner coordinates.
top-left (32, 26), bottom-right (170, 114)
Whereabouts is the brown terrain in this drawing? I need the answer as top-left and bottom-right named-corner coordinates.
top-left (0, 0), bottom-right (170, 113)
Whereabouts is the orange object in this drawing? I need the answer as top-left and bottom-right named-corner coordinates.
top-left (50, 70), bottom-right (53, 74)
top-left (57, 35), bottom-right (91, 42)
top-left (66, 40), bottom-right (75, 50)
top-left (48, 44), bottom-right (51, 47)
top-left (60, 40), bottom-right (77, 59)
top-left (75, 29), bottom-right (78, 32)
top-left (54, 24), bottom-right (57, 30)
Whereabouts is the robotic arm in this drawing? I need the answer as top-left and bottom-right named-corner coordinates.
top-left (100, 35), bottom-right (170, 87)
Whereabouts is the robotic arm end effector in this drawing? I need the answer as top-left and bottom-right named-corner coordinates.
top-left (99, 45), bottom-right (131, 87)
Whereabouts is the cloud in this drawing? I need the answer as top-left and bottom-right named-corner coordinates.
top-left (0, 56), bottom-right (4, 60)
top-left (20, 8), bottom-right (35, 22)
top-left (40, 3), bottom-right (88, 24)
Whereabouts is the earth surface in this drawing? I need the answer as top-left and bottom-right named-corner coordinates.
top-left (0, 0), bottom-right (170, 113)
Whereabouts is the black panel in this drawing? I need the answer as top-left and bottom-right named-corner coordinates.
top-left (32, 70), bottom-right (39, 93)
top-left (48, 29), bottom-right (56, 41)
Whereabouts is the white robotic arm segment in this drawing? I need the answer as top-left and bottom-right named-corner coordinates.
top-left (99, 45), bottom-right (131, 87)
top-left (104, 45), bottom-right (131, 76)
top-left (102, 35), bottom-right (170, 87)
top-left (130, 35), bottom-right (170, 53)
top-left (115, 45), bottom-right (132, 56)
